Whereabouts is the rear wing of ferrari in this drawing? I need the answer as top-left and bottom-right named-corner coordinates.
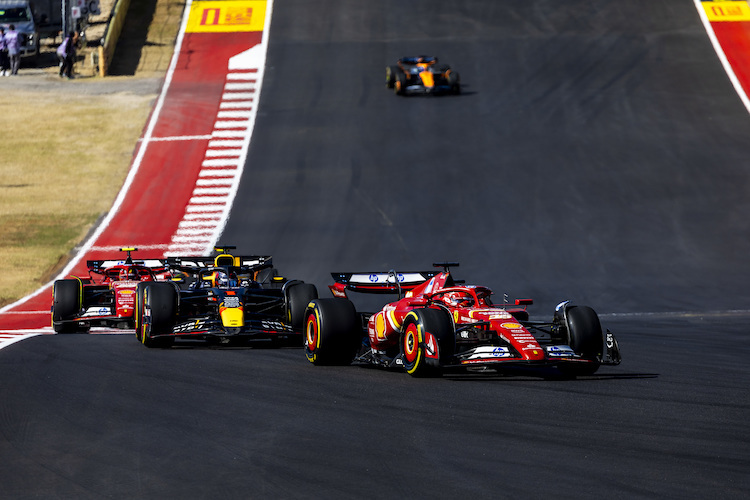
top-left (329, 271), bottom-right (439, 298)
top-left (87, 259), bottom-right (168, 273)
top-left (86, 248), bottom-right (168, 275)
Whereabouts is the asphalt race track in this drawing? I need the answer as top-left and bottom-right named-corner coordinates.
top-left (2, 1), bottom-right (749, 498)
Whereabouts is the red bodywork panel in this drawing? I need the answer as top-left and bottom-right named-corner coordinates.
top-left (363, 272), bottom-right (538, 361)
top-left (53, 249), bottom-right (171, 326)
top-left (112, 281), bottom-right (139, 318)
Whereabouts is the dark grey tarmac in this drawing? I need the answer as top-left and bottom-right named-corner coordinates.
top-left (1, 1), bottom-right (749, 498)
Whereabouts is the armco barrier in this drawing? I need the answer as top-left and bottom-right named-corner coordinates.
top-left (97, 0), bottom-right (131, 76)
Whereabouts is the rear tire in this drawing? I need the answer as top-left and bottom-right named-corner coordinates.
top-left (52, 279), bottom-right (86, 333)
top-left (286, 283), bottom-right (318, 329)
top-left (386, 65), bottom-right (400, 88)
top-left (134, 282), bottom-right (147, 333)
top-left (304, 298), bottom-right (361, 365)
top-left (255, 267), bottom-right (278, 284)
top-left (558, 305), bottom-right (602, 377)
top-left (401, 308), bottom-right (455, 377)
top-left (140, 283), bottom-right (177, 348)
top-left (394, 71), bottom-right (407, 95)
top-left (446, 70), bottom-right (461, 94)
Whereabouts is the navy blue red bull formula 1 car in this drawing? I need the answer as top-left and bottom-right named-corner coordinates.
top-left (134, 247), bottom-right (318, 347)
top-left (303, 263), bottom-right (621, 377)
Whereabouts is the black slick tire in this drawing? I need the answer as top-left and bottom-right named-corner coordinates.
top-left (400, 308), bottom-right (455, 377)
top-left (446, 70), bottom-right (461, 94)
top-left (558, 305), bottom-right (603, 377)
top-left (139, 282), bottom-right (177, 348)
top-left (286, 283), bottom-right (318, 330)
top-left (134, 282), bottom-right (147, 333)
top-left (52, 279), bottom-right (86, 333)
top-left (304, 298), bottom-right (360, 365)
top-left (394, 71), bottom-right (407, 95)
top-left (255, 267), bottom-right (278, 285)
top-left (386, 65), bottom-right (400, 88)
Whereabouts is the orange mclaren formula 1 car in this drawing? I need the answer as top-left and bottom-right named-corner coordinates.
top-left (304, 263), bottom-right (621, 378)
top-left (386, 56), bottom-right (461, 95)
top-left (51, 248), bottom-right (171, 333)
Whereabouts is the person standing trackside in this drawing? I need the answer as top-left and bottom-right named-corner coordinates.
top-left (4, 24), bottom-right (20, 75)
top-left (0, 28), bottom-right (9, 76)
top-left (56, 31), bottom-right (76, 78)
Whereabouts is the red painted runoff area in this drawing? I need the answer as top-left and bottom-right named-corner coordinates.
top-left (709, 21), bottom-right (750, 97)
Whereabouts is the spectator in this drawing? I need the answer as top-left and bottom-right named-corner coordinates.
top-left (0, 28), bottom-right (8, 76)
top-left (4, 24), bottom-right (19, 75)
top-left (56, 31), bottom-right (76, 79)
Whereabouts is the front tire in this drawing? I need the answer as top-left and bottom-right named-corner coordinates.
top-left (139, 283), bottom-right (177, 348)
top-left (304, 298), bottom-right (360, 365)
top-left (558, 305), bottom-right (602, 377)
top-left (401, 308), bottom-right (455, 377)
top-left (52, 279), bottom-right (87, 333)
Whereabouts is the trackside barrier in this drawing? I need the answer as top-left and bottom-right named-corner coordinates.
top-left (97, 0), bottom-right (131, 76)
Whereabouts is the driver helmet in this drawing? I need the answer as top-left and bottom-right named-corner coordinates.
top-left (210, 271), bottom-right (229, 288)
top-left (443, 291), bottom-right (471, 307)
top-left (119, 268), bottom-right (138, 281)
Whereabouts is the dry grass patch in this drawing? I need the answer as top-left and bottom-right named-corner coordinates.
top-left (0, 215), bottom-right (95, 306)
top-left (0, 0), bottom-right (181, 309)
top-left (0, 91), bottom-right (155, 307)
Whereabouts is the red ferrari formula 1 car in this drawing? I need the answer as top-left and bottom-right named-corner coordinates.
top-left (386, 56), bottom-right (461, 96)
top-left (51, 248), bottom-right (171, 333)
top-left (304, 263), bottom-right (621, 377)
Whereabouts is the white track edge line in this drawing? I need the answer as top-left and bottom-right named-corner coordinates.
top-left (693, 0), bottom-right (750, 114)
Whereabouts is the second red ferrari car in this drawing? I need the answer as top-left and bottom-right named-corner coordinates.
top-left (304, 263), bottom-right (620, 377)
